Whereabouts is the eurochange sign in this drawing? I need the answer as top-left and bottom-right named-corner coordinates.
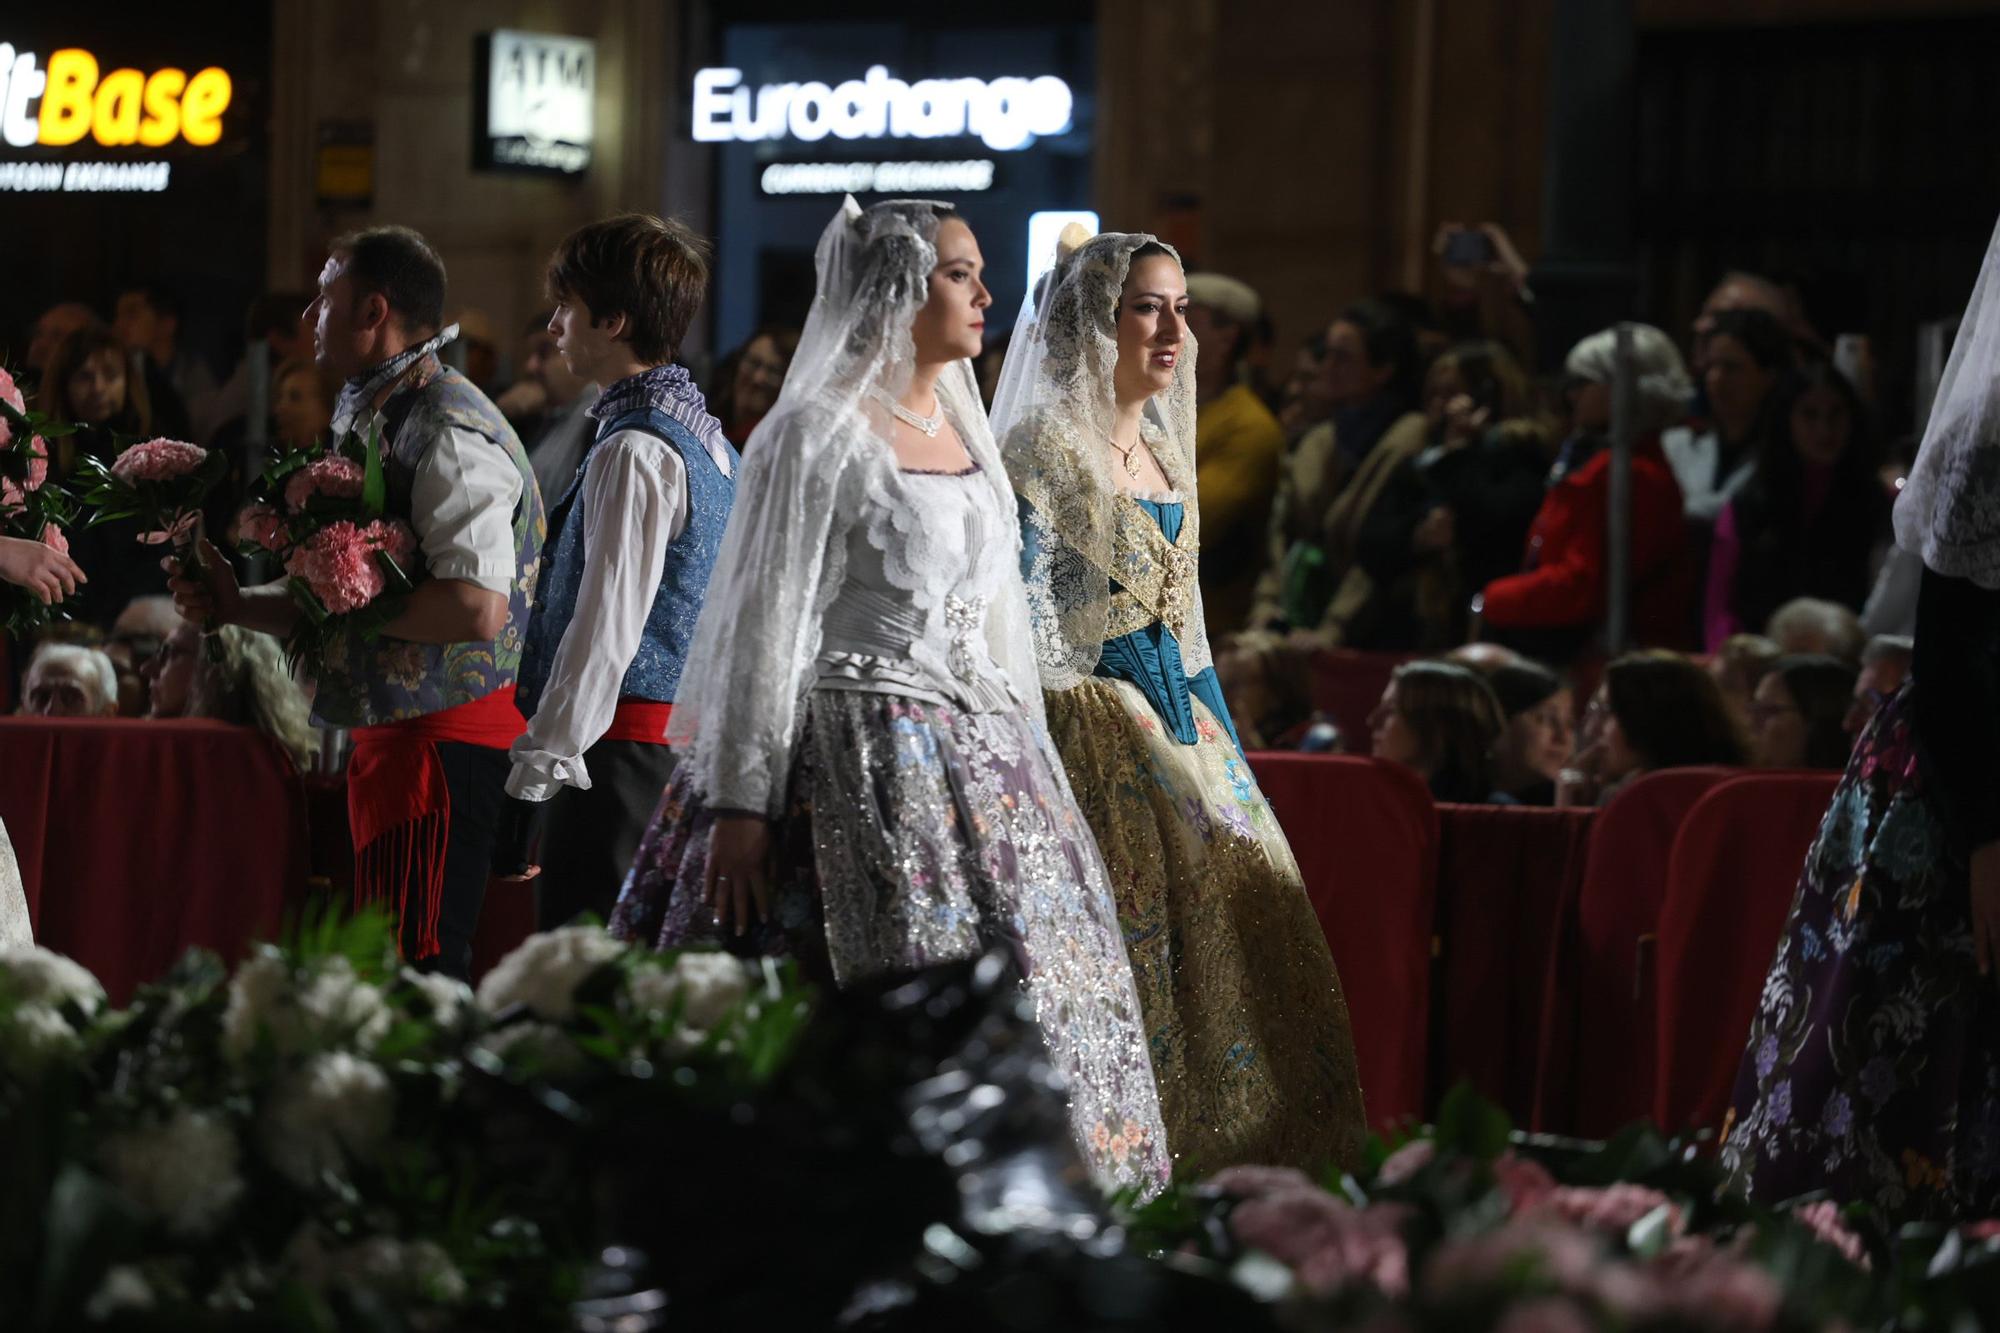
top-left (692, 65), bottom-right (1073, 153)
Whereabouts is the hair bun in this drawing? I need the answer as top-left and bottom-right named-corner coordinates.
top-left (1055, 221), bottom-right (1094, 262)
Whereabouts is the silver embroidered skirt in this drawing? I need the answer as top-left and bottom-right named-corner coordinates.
top-left (610, 687), bottom-right (1171, 1194)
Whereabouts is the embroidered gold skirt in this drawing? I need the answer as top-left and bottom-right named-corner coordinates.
top-left (1044, 676), bottom-right (1366, 1173)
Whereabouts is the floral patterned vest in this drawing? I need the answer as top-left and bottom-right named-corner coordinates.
top-left (310, 355), bottom-right (546, 728)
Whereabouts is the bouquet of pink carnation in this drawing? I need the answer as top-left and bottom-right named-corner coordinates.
top-left (76, 433), bottom-right (228, 654)
top-left (0, 364), bottom-right (82, 633)
top-left (231, 424), bottom-right (420, 670)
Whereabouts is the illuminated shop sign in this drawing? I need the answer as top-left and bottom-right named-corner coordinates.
top-left (0, 44), bottom-right (231, 147)
top-left (759, 159), bottom-right (995, 196)
top-left (477, 30), bottom-right (594, 175)
top-left (693, 65), bottom-right (1073, 153)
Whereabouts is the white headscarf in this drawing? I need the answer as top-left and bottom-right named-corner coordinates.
top-left (988, 230), bottom-right (1209, 688)
top-left (1895, 212), bottom-right (2000, 588)
top-left (666, 197), bottom-right (1038, 813)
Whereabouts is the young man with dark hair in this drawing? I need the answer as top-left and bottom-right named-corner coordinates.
top-left (509, 212), bottom-right (738, 929)
top-left (171, 224), bottom-right (546, 978)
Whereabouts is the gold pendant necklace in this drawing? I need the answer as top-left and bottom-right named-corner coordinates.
top-left (1103, 431), bottom-right (1144, 481)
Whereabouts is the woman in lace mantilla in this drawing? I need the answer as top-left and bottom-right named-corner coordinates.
top-left (1722, 211), bottom-right (2000, 1221)
top-left (991, 229), bottom-right (1366, 1173)
top-left (609, 198), bottom-right (1169, 1195)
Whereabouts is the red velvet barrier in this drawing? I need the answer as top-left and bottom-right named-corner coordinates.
top-left (1430, 802), bottom-right (1595, 1124)
top-left (0, 717), bottom-right (311, 1003)
top-left (1653, 771), bottom-right (1839, 1137)
top-left (1250, 752), bottom-right (1439, 1131)
top-left (1532, 767), bottom-right (1737, 1136)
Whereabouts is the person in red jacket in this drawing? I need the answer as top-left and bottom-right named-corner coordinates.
top-left (1480, 323), bottom-right (1696, 663)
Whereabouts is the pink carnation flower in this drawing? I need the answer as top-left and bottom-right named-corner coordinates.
top-left (1529, 1184), bottom-right (1685, 1239)
top-left (284, 455), bottom-right (366, 513)
top-left (110, 437), bottom-right (207, 484)
top-left (1228, 1184), bottom-right (1412, 1298)
top-left (1649, 1236), bottom-right (1782, 1331)
top-left (233, 502), bottom-right (291, 554)
top-left (1493, 1151), bottom-right (1559, 1215)
top-left (0, 367), bottom-right (22, 448)
top-left (41, 523), bottom-right (68, 556)
top-left (283, 518), bottom-right (417, 614)
top-left (1376, 1138), bottom-right (1437, 1186)
top-left (0, 478), bottom-right (18, 516)
top-left (23, 435), bottom-right (47, 491)
top-left (1789, 1199), bottom-right (1870, 1270)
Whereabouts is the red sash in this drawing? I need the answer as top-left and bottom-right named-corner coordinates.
top-left (347, 686), bottom-right (526, 960)
top-left (600, 698), bottom-right (673, 744)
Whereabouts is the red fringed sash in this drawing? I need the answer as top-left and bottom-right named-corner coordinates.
top-left (600, 698), bottom-right (673, 744)
top-left (348, 686), bottom-right (526, 959)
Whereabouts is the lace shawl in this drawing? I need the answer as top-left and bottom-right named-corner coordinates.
top-left (665, 197), bottom-right (1041, 814)
top-left (1896, 211), bottom-right (2000, 588)
top-left (990, 232), bottom-right (1211, 688)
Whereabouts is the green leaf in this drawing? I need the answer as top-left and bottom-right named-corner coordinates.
top-left (1433, 1083), bottom-right (1513, 1161)
top-left (288, 576), bottom-right (330, 623)
top-left (362, 423), bottom-right (386, 517)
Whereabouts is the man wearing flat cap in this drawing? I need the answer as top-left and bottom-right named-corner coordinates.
top-left (1186, 273), bottom-right (1284, 636)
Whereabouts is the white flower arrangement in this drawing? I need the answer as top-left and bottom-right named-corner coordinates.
top-left (99, 1108), bottom-right (245, 1238)
top-left (399, 967), bottom-right (473, 1028)
top-left (258, 1051), bottom-right (395, 1188)
top-left (474, 924), bottom-right (625, 1021)
top-left (474, 1020), bottom-right (587, 1078)
top-left (222, 950), bottom-right (392, 1061)
top-left (0, 943), bottom-right (107, 1013)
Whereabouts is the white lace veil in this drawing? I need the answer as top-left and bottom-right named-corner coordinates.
top-left (989, 230), bottom-right (1208, 689)
top-left (1896, 212), bottom-right (2000, 589)
top-left (667, 196), bottom-right (1040, 814)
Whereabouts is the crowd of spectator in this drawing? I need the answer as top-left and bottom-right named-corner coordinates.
top-left (4, 221), bottom-right (1914, 805)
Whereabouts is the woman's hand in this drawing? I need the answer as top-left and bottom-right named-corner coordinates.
top-left (706, 814), bottom-right (773, 936)
top-left (1971, 841), bottom-right (2000, 979)
top-left (0, 535), bottom-right (84, 604)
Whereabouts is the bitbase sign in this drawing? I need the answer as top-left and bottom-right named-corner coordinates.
top-left (0, 40), bottom-right (232, 193)
top-left (475, 30), bottom-right (593, 176)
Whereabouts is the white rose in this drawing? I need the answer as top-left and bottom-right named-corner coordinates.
top-left (298, 957), bottom-right (392, 1051)
top-left (2, 1001), bottom-right (83, 1067)
top-left (84, 1265), bottom-right (155, 1319)
top-left (474, 925), bottom-right (624, 1021)
top-left (223, 954), bottom-right (391, 1061)
top-left (221, 951), bottom-right (289, 1060)
top-left (474, 1022), bottom-right (586, 1078)
top-left (259, 1052), bottom-right (395, 1188)
top-left (0, 945), bottom-right (106, 1014)
top-left (400, 968), bottom-right (473, 1027)
top-left (668, 952), bottom-right (753, 1031)
top-left (338, 1237), bottom-right (467, 1306)
top-left (99, 1108), bottom-right (244, 1237)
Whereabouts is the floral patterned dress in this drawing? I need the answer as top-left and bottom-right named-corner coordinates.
top-left (1723, 572), bottom-right (2000, 1221)
top-left (612, 453), bottom-right (1170, 1196)
top-left (1032, 490), bottom-right (1367, 1175)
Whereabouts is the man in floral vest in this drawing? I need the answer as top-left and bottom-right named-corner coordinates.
top-left (509, 214), bottom-right (737, 929)
top-left (171, 226), bottom-right (544, 979)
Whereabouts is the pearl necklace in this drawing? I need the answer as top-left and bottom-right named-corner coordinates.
top-left (872, 388), bottom-right (944, 438)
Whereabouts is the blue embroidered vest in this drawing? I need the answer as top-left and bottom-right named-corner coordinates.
top-left (310, 356), bottom-right (546, 728)
top-left (516, 404), bottom-right (738, 716)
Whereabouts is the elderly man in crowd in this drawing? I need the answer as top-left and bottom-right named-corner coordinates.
top-left (21, 643), bottom-right (120, 718)
top-left (1186, 272), bottom-right (1286, 636)
top-left (1845, 634), bottom-right (1913, 737)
